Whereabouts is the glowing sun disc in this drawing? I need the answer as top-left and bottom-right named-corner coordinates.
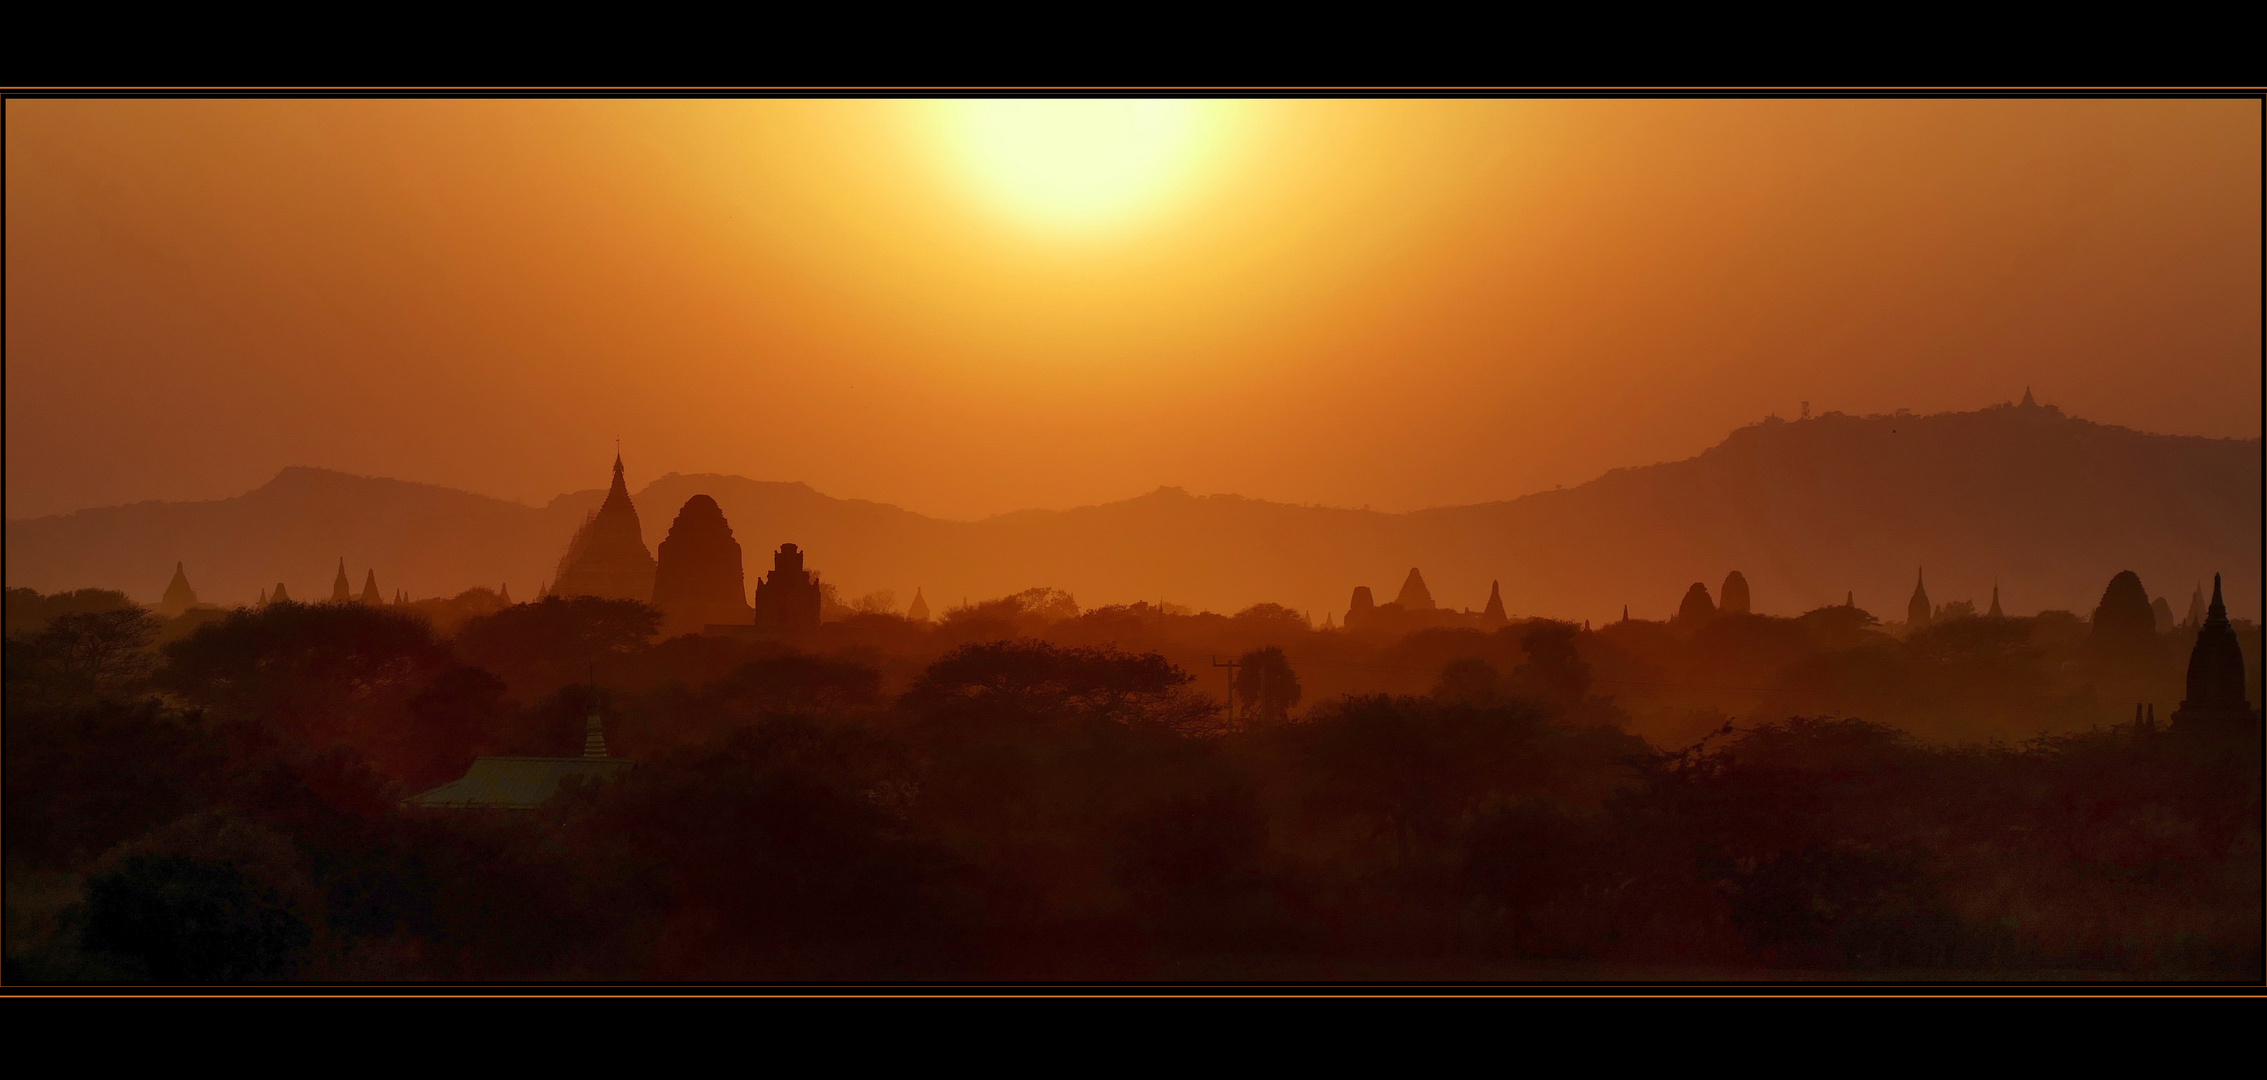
top-left (935, 99), bottom-right (1212, 232)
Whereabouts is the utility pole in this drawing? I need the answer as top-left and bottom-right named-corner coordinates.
top-left (1211, 655), bottom-right (1242, 727)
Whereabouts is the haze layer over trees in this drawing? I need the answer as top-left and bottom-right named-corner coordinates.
top-left (6, 571), bottom-right (2258, 981)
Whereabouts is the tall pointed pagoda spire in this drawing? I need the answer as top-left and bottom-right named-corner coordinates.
top-left (1481, 580), bottom-right (1506, 624)
top-left (331, 558), bottom-right (352, 603)
top-left (1907, 569), bottom-right (1931, 627)
top-left (2173, 574), bottom-right (2256, 729)
top-left (551, 448), bottom-right (658, 602)
top-left (360, 569), bottom-right (383, 606)
top-left (1987, 583), bottom-right (2003, 618)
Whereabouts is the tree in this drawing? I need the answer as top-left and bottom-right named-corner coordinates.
top-left (1509, 620), bottom-right (1590, 707)
top-left (158, 603), bottom-right (455, 771)
top-left (453, 596), bottom-right (660, 700)
top-left (5, 607), bottom-right (162, 710)
top-left (1435, 656), bottom-right (1505, 706)
top-left (1233, 646), bottom-right (1302, 725)
top-left (904, 641), bottom-right (1213, 731)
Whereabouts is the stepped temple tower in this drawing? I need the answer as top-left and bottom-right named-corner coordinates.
top-left (159, 562), bottom-right (199, 617)
top-left (332, 558), bottom-right (353, 603)
top-left (1907, 570), bottom-right (1931, 627)
top-left (652, 495), bottom-right (752, 637)
top-left (1720, 571), bottom-right (1751, 615)
top-left (2172, 575), bottom-right (2257, 729)
top-left (1481, 581), bottom-right (1507, 625)
top-left (552, 453), bottom-right (658, 602)
top-left (753, 542), bottom-right (823, 633)
top-left (1395, 568), bottom-right (1436, 611)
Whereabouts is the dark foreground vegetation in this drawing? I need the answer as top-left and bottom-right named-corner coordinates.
top-left (5, 589), bottom-right (2259, 981)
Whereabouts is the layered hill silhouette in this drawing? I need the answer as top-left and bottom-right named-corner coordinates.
top-left (8, 399), bottom-right (2258, 623)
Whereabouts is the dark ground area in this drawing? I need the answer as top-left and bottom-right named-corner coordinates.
top-left (6, 587), bottom-right (2259, 983)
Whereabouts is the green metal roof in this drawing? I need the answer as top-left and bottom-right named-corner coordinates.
top-left (406, 756), bottom-right (635, 810)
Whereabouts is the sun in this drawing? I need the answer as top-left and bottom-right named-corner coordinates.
top-left (933, 99), bottom-right (1216, 234)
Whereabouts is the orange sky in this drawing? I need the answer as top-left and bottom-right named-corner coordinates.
top-left (6, 98), bottom-right (2259, 522)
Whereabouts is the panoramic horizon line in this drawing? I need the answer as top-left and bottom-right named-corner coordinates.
top-left (11, 395), bottom-right (2259, 526)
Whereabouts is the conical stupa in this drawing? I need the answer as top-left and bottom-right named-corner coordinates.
top-left (1987, 584), bottom-right (2003, 618)
top-left (551, 452), bottom-right (657, 602)
top-left (2185, 582), bottom-right (2206, 629)
top-left (160, 562), bottom-right (199, 617)
top-left (583, 701), bottom-right (610, 759)
top-left (1907, 570), bottom-right (1931, 627)
top-left (271, 582), bottom-right (292, 604)
top-left (331, 558), bottom-right (352, 603)
top-left (1481, 580), bottom-right (1506, 625)
top-left (1395, 568), bottom-right (1434, 611)
top-left (360, 569), bottom-right (383, 606)
top-left (907, 588), bottom-right (931, 622)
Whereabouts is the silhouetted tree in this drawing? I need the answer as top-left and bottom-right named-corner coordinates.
top-left (905, 641), bottom-right (1213, 732)
top-left (5, 607), bottom-right (161, 710)
top-left (1234, 646), bottom-right (1302, 724)
top-left (5, 586), bottom-right (140, 634)
top-left (1435, 656), bottom-right (1506, 706)
top-left (454, 595), bottom-right (660, 700)
top-left (1510, 620), bottom-right (1590, 707)
top-left (158, 603), bottom-right (454, 775)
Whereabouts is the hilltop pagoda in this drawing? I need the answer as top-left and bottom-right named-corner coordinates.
top-left (551, 452), bottom-right (658, 602)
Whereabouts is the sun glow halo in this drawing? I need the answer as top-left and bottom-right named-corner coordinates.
top-left (936, 100), bottom-right (1216, 233)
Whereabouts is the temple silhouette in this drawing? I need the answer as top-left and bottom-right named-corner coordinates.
top-left (550, 452), bottom-right (658, 602)
top-left (408, 698), bottom-right (633, 810)
top-left (651, 494), bottom-right (752, 637)
top-left (2173, 574), bottom-right (2258, 729)
top-left (159, 562), bottom-right (199, 617)
top-left (753, 542), bottom-right (823, 634)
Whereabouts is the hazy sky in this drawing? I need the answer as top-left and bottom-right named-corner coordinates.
top-left (7, 98), bottom-right (2259, 522)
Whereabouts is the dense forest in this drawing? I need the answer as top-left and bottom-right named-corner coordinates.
top-left (5, 582), bottom-right (2259, 980)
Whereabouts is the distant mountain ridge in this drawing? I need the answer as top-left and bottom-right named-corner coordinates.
top-left (8, 400), bottom-right (2258, 622)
